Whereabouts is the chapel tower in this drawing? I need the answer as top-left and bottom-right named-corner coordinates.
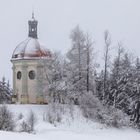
top-left (28, 12), bottom-right (38, 39)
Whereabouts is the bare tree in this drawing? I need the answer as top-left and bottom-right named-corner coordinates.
top-left (103, 30), bottom-right (111, 102)
top-left (84, 33), bottom-right (94, 92)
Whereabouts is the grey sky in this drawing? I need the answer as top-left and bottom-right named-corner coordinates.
top-left (0, 0), bottom-right (140, 84)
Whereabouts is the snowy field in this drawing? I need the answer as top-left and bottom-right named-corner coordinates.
top-left (0, 105), bottom-right (140, 140)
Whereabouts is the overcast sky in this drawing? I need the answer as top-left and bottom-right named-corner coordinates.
top-left (0, 0), bottom-right (140, 84)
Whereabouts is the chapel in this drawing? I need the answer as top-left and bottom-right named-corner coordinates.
top-left (11, 13), bottom-right (51, 104)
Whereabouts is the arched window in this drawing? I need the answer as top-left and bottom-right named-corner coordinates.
top-left (17, 71), bottom-right (22, 80)
top-left (28, 70), bottom-right (35, 80)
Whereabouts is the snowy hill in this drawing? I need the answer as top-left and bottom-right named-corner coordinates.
top-left (0, 105), bottom-right (140, 140)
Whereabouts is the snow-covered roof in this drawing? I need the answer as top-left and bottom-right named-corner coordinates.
top-left (11, 37), bottom-right (51, 60)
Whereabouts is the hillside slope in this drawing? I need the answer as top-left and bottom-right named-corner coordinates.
top-left (0, 105), bottom-right (140, 140)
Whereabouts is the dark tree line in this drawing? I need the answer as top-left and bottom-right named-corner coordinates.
top-left (96, 46), bottom-right (140, 113)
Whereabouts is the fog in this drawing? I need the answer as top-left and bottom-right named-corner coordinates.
top-left (0, 0), bottom-right (140, 84)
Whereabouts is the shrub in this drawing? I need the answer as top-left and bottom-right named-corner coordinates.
top-left (44, 103), bottom-right (63, 126)
top-left (18, 113), bottom-right (24, 120)
top-left (79, 92), bottom-right (130, 128)
top-left (27, 111), bottom-right (37, 132)
top-left (20, 111), bottom-right (37, 133)
top-left (79, 92), bottom-right (103, 121)
top-left (20, 121), bottom-right (30, 132)
top-left (100, 106), bottom-right (130, 128)
top-left (0, 105), bottom-right (15, 131)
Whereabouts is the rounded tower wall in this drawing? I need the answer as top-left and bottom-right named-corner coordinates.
top-left (11, 59), bottom-right (50, 104)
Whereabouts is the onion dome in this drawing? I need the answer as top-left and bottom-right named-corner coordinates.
top-left (11, 12), bottom-right (51, 60)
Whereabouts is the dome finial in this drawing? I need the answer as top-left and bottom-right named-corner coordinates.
top-left (32, 11), bottom-right (34, 19)
top-left (32, 6), bottom-right (34, 19)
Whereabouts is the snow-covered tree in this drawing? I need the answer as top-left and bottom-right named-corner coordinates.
top-left (66, 26), bottom-right (95, 104)
top-left (0, 77), bottom-right (12, 103)
top-left (132, 57), bottom-right (140, 100)
top-left (109, 43), bottom-right (124, 107)
top-left (102, 30), bottom-right (111, 103)
top-left (47, 52), bottom-right (67, 104)
top-left (0, 105), bottom-right (15, 131)
top-left (96, 70), bottom-right (104, 100)
top-left (108, 51), bottom-right (135, 113)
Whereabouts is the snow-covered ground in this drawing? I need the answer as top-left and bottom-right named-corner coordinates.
top-left (0, 105), bottom-right (140, 140)
top-left (1, 128), bottom-right (140, 140)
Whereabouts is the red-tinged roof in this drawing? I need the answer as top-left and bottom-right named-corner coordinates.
top-left (12, 37), bottom-right (51, 60)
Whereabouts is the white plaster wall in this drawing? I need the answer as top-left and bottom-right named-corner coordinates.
top-left (27, 63), bottom-right (37, 103)
top-left (12, 59), bottom-right (50, 104)
top-left (14, 63), bottom-right (23, 103)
